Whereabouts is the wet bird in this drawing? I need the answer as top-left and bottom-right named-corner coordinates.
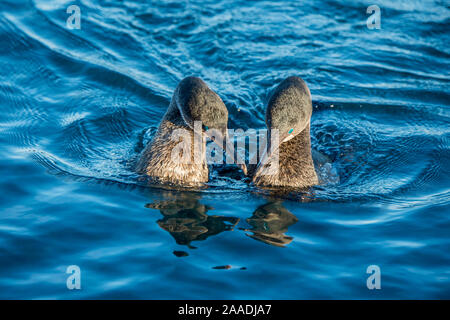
top-left (249, 76), bottom-right (318, 188)
top-left (135, 76), bottom-right (245, 186)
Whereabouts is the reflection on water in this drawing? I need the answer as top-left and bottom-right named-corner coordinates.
top-left (243, 202), bottom-right (298, 247)
top-left (146, 194), bottom-right (299, 249)
top-left (146, 194), bottom-right (239, 249)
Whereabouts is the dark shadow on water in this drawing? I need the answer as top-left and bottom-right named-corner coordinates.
top-left (242, 201), bottom-right (299, 247)
top-left (145, 191), bottom-right (300, 249)
top-left (145, 193), bottom-right (239, 249)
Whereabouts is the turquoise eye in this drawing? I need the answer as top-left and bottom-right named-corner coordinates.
top-left (288, 128), bottom-right (294, 134)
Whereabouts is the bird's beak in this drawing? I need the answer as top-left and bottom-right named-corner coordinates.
top-left (206, 129), bottom-right (247, 175)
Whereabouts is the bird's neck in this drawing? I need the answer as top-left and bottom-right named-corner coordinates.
top-left (251, 123), bottom-right (318, 188)
top-left (163, 99), bottom-right (189, 129)
top-left (282, 123), bottom-right (312, 153)
top-left (134, 100), bottom-right (208, 180)
top-left (159, 103), bottom-right (208, 165)
top-left (279, 123), bottom-right (315, 165)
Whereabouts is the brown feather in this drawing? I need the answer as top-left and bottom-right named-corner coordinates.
top-left (252, 123), bottom-right (318, 188)
top-left (135, 99), bottom-right (209, 186)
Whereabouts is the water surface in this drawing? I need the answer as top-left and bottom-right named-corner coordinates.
top-left (0, 0), bottom-right (449, 299)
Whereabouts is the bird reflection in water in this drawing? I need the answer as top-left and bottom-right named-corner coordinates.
top-left (243, 201), bottom-right (298, 247)
top-left (145, 194), bottom-right (239, 249)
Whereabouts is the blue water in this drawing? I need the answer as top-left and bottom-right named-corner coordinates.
top-left (0, 0), bottom-right (449, 299)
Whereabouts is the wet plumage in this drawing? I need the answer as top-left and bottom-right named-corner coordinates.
top-left (135, 77), bottom-right (229, 186)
